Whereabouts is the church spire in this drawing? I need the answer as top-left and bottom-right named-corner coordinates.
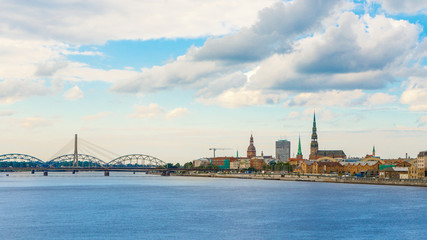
top-left (296, 134), bottom-right (303, 159)
top-left (309, 110), bottom-right (318, 160)
top-left (313, 111), bottom-right (316, 128)
top-left (373, 145), bottom-right (375, 156)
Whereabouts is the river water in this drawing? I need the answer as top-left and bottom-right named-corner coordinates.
top-left (0, 172), bottom-right (426, 240)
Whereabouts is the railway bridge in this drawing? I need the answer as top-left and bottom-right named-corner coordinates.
top-left (0, 134), bottom-right (172, 176)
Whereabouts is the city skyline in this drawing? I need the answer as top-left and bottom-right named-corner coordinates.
top-left (1, 0), bottom-right (427, 163)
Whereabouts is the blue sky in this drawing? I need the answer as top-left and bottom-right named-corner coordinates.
top-left (1, 0), bottom-right (427, 163)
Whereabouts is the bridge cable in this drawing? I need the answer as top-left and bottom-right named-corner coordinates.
top-left (79, 139), bottom-right (120, 158)
top-left (49, 139), bottom-right (74, 161)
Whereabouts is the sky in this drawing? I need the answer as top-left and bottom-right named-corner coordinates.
top-left (1, 0), bottom-right (427, 163)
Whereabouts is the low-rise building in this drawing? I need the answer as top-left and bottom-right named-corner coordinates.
top-left (211, 157), bottom-right (239, 169)
top-left (229, 160), bottom-right (239, 170)
top-left (340, 160), bottom-right (380, 176)
top-left (250, 157), bottom-right (265, 170)
top-left (379, 167), bottom-right (409, 179)
top-left (313, 162), bottom-right (343, 174)
top-left (296, 160), bottom-right (315, 174)
top-left (229, 159), bottom-right (251, 170)
top-left (193, 158), bottom-right (211, 168)
top-left (408, 161), bottom-right (418, 179)
top-left (239, 160), bottom-right (251, 170)
top-left (288, 158), bottom-right (305, 166)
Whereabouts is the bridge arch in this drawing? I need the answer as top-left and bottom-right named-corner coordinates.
top-left (0, 153), bottom-right (45, 168)
top-left (315, 157), bottom-right (338, 162)
top-left (47, 154), bottom-right (107, 168)
top-left (361, 157), bottom-right (384, 164)
top-left (108, 154), bottom-right (166, 168)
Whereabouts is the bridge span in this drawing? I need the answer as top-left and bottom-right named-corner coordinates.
top-left (0, 153), bottom-right (173, 176)
top-left (0, 134), bottom-right (178, 176)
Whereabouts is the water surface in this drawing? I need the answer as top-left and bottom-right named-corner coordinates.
top-left (0, 172), bottom-right (426, 239)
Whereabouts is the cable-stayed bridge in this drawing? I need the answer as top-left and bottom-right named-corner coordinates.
top-left (0, 134), bottom-right (170, 176)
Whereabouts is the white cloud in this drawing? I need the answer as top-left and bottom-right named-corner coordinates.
top-left (0, 0), bottom-right (424, 112)
top-left (401, 77), bottom-right (427, 111)
top-left (112, 2), bottom-right (421, 110)
top-left (370, 0), bottom-right (427, 15)
top-left (284, 90), bottom-right (397, 108)
top-left (128, 104), bottom-right (189, 119)
top-left (0, 0), bottom-right (281, 104)
top-left (365, 92), bottom-right (397, 106)
top-left (35, 60), bottom-right (69, 77)
top-left (285, 90), bottom-right (366, 107)
top-left (0, 38), bottom-right (70, 80)
top-left (18, 117), bottom-right (52, 129)
top-left (128, 104), bottom-right (164, 119)
top-left (165, 108), bottom-right (189, 119)
top-left (0, 79), bottom-right (53, 104)
top-left (286, 108), bottom-right (340, 123)
top-left (198, 88), bottom-right (285, 108)
top-left (0, 0), bottom-right (277, 44)
top-left (112, 0), bottom-right (343, 103)
top-left (0, 110), bottom-right (16, 117)
top-left (249, 13), bottom-right (419, 91)
top-left (81, 112), bottom-right (112, 120)
top-left (419, 116), bottom-right (427, 125)
top-left (192, 0), bottom-right (342, 63)
top-left (112, 56), bottom-right (222, 93)
top-left (286, 111), bottom-right (300, 120)
top-left (63, 86), bottom-right (84, 100)
top-left (57, 62), bottom-right (140, 84)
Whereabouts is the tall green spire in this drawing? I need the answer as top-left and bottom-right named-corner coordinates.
top-left (311, 111), bottom-right (317, 141)
top-left (313, 110), bottom-right (316, 128)
top-left (373, 145), bottom-right (375, 156)
top-left (297, 135), bottom-right (302, 156)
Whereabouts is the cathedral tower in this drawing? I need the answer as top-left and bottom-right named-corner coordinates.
top-left (309, 112), bottom-right (318, 160)
top-left (247, 134), bottom-right (256, 158)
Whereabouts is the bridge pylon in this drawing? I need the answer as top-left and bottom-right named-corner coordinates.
top-left (72, 134), bottom-right (78, 168)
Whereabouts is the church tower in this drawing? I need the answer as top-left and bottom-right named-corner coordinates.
top-left (309, 112), bottom-right (318, 160)
top-left (247, 134), bottom-right (256, 158)
top-left (296, 135), bottom-right (303, 159)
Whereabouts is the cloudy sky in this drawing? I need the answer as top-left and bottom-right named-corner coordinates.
top-left (1, 0), bottom-right (427, 163)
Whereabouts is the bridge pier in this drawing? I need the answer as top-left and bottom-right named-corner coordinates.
top-left (43, 170), bottom-right (48, 176)
top-left (31, 169), bottom-right (35, 174)
top-left (104, 170), bottom-right (109, 176)
top-left (161, 170), bottom-right (170, 176)
top-left (72, 170), bottom-right (77, 174)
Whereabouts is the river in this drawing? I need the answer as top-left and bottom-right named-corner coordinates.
top-left (0, 172), bottom-right (426, 239)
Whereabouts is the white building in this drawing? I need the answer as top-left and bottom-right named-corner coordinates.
top-left (193, 158), bottom-right (211, 168)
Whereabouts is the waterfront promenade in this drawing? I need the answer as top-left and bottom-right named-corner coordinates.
top-left (175, 172), bottom-right (427, 187)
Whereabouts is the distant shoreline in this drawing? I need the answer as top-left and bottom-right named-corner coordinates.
top-left (172, 173), bottom-right (427, 187)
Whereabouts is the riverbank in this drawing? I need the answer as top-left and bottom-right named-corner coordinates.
top-left (172, 172), bottom-right (427, 187)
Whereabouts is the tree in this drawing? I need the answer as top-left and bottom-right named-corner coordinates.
top-left (183, 162), bottom-right (193, 169)
top-left (166, 163), bottom-right (174, 168)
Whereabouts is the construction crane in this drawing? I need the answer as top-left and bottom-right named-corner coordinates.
top-left (209, 148), bottom-right (232, 158)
